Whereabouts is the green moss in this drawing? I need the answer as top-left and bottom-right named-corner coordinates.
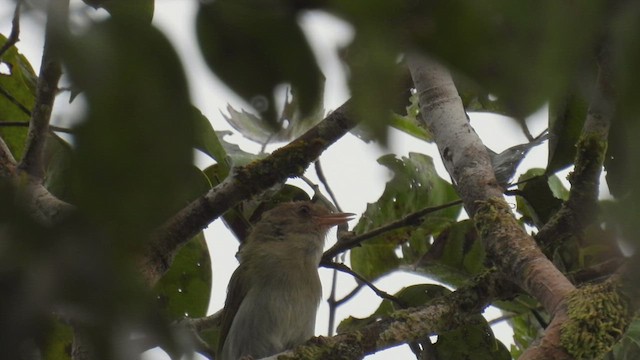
top-left (560, 280), bottom-right (630, 359)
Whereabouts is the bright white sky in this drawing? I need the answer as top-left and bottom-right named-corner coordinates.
top-left (1, 1), bottom-right (563, 359)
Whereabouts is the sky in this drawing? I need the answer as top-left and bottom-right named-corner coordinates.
top-left (0, 1), bottom-right (562, 359)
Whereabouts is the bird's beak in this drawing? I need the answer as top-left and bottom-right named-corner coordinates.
top-left (314, 212), bottom-right (356, 227)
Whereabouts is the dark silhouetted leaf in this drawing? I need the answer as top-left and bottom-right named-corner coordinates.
top-left (548, 92), bottom-right (589, 174)
top-left (63, 19), bottom-right (195, 241)
top-left (406, 0), bottom-right (603, 118)
top-left (82, 0), bottom-right (154, 23)
top-left (196, 0), bottom-right (322, 128)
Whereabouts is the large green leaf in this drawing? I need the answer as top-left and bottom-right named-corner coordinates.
top-left (196, 0), bottom-right (322, 128)
top-left (0, 34), bottom-right (37, 161)
top-left (154, 232), bottom-right (212, 319)
top-left (351, 153), bottom-right (461, 280)
top-left (63, 19), bottom-right (196, 241)
top-left (433, 320), bottom-right (512, 360)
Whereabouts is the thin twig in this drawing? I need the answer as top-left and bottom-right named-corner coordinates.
top-left (0, 0), bottom-right (21, 60)
top-left (520, 119), bottom-right (534, 141)
top-left (333, 283), bottom-right (365, 307)
top-left (322, 199), bottom-right (463, 261)
top-left (321, 261), bottom-right (404, 308)
top-left (327, 264), bottom-right (339, 336)
top-left (487, 313), bottom-right (517, 326)
top-left (315, 160), bottom-right (342, 212)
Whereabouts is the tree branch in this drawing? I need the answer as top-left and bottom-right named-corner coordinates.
top-left (261, 271), bottom-right (516, 359)
top-left (321, 199), bottom-right (462, 261)
top-left (322, 261), bottom-right (403, 307)
top-left (17, 0), bottom-right (67, 179)
top-left (407, 55), bottom-right (576, 359)
top-left (535, 54), bottom-right (614, 249)
top-left (143, 102), bottom-right (358, 285)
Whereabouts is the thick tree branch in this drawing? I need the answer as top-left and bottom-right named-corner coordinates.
top-left (407, 55), bottom-right (576, 359)
top-left (143, 102), bottom-right (357, 285)
top-left (17, 0), bottom-right (67, 179)
top-left (535, 56), bottom-right (614, 249)
top-left (261, 271), bottom-right (516, 359)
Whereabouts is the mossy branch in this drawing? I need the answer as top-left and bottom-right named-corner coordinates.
top-left (536, 57), bottom-right (614, 250)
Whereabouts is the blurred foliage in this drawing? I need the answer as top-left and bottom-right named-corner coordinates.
top-left (196, 0), bottom-right (323, 129)
top-left (2, 0), bottom-right (640, 358)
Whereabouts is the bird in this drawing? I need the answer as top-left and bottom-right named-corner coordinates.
top-left (218, 201), bottom-right (355, 360)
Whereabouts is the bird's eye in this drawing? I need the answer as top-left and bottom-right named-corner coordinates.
top-left (298, 204), bottom-right (311, 217)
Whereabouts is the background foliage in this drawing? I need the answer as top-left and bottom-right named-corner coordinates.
top-left (1, 0), bottom-right (639, 359)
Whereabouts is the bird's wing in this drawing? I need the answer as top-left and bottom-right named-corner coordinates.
top-left (217, 263), bottom-right (250, 355)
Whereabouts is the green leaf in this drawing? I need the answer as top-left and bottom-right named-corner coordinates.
top-left (413, 220), bottom-right (486, 287)
top-left (154, 232), bottom-right (212, 319)
top-left (63, 19), bottom-right (195, 241)
top-left (548, 91), bottom-right (589, 173)
top-left (389, 92), bottom-right (432, 142)
top-left (508, 311), bottom-right (545, 358)
top-left (153, 167), bottom-right (213, 319)
top-left (609, 318), bottom-right (640, 359)
top-left (351, 153), bottom-right (461, 280)
top-left (0, 34), bottom-right (37, 160)
top-left (82, 0), bottom-right (154, 23)
top-left (434, 321), bottom-right (512, 360)
top-left (196, 0), bottom-right (322, 128)
top-left (193, 106), bottom-right (231, 172)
